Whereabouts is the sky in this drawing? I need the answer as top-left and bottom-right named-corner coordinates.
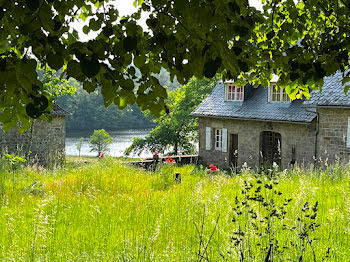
top-left (112, 0), bottom-right (263, 30)
top-left (115, 0), bottom-right (263, 15)
top-left (76, 0), bottom-right (263, 41)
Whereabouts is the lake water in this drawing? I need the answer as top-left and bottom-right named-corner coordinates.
top-left (66, 129), bottom-right (151, 158)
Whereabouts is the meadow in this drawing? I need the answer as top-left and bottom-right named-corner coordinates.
top-left (0, 157), bottom-right (349, 261)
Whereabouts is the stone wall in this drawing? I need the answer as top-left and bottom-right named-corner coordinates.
top-left (317, 108), bottom-right (350, 162)
top-left (0, 116), bottom-right (66, 166)
top-left (199, 117), bottom-right (316, 169)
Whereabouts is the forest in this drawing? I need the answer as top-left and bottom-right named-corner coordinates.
top-left (57, 68), bottom-right (180, 132)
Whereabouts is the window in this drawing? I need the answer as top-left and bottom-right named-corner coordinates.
top-left (215, 129), bottom-right (223, 150)
top-left (269, 84), bottom-right (291, 103)
top-left (225, 84), bottom-right (244, 101)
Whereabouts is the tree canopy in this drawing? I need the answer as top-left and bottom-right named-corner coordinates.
top-left (1, 0), bottom-right (349, 130)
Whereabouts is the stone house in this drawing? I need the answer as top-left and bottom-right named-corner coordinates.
top-left (191, 72), bottom-right (350, 169)
top-left (0, 104), bottom-right (70, 166)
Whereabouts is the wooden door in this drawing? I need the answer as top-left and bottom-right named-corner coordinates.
top-left (260, 131), bottom-right (282, 166)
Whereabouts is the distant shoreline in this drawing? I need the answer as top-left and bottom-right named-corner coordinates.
top-left (66, 128), bottom-right (153, 138)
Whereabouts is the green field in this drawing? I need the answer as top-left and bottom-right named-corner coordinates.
top-left (0, 158), bottom-right (349, 261)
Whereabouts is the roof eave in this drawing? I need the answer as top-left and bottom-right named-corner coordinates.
top-left (302, 104), bottom-right (350, 109)
top-left (316, 104), bottom-right (350, 109)
top-left (192, 114), bottom-right (315, 125)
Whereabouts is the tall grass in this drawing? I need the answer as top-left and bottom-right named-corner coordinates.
top-left (0, 158), bottom-right (349, 261)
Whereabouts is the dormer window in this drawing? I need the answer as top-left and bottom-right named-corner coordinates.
top-left (225, 83), bottom-right (244, 101)
top-left (268, 83), bottom-right (291, 103)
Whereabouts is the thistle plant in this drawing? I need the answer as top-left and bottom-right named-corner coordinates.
top-left (224, 177), bottom-right (331, 261)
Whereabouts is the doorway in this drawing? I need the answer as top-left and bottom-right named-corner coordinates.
top-left (229, 134), bottom-right (238, 168)
top-left (260, 131), bottom-right (282, 166)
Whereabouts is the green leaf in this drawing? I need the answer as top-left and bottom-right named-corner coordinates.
top-left (102, 25), bottom-right (113, 37)
top-left (26, 0), bottom-right (39, 11)
top-left (133, 0), bottom-right (144, 7)
top-left (67, 60), bottom-right (85, 81)
top-left (80, 57), bottom-right (100, 78)
top-left (26, 103), bottom-right (41, 118)
top-left (123, 36), bottom-right (138, 52)
top-left (344, 85), bottom-right (350, 95)
top-left (342, 76), bottom-right (350, 86)
top-left (89, 18), bottom-right (102, 31)
top-left (0, 58), bottom-right (6, 71)
top-left (120, 79), bottom-right (135, 91)
top-left (153, 85), bottom-right (167, 99)
top-left (237, 59), bottom-right (248, 72)
top-left (83, 25), bottom-right (90, 34)
top-left (228, 1), bottom-right (240, 14)
top-left (47, 53), bottom-right (64, 70)
top-left (83, 81), bottom-right (97, 93)
top-left (203, 57), bottom-right (222, 78)
top-left (0, 8), bottom-right (4, 21)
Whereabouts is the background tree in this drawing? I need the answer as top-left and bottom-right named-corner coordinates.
top-left (76, 138), bottom-right (84, 157)
top-left (38, 65), bottom-right (77, 101)
top-left (58, 81), bottom-right (155, 131)
top-left (89, 129), bottom-right (113, 156)
top-left (56, 67), bottom-right (180, 132)
top-left (125, 77), bottom-right (218, 156)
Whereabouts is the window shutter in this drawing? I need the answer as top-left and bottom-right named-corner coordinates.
top-left (222, 128), bottom-right (228, 153)
top-left (206, 127), bottom-right (211, 150)
top-left (347, 118), bottom-right (350, 147)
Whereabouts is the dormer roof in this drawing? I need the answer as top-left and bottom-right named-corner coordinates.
top-left (191, 83), bottom-right (315, 124)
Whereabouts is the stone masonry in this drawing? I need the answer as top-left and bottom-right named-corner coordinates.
top-left (317, 108), bottom-right (350, 162)
top-left (0, 116), bottom-right (66, 166)
top-left (199, 117), bottom-right (316, 169)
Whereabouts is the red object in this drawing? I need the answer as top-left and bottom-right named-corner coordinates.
top-left (100, 152), bottom-right (105, 158)
top-left (154, 151), bottom-right (159, 155)
top-left (209, 164), bottom-right (218, 171)
top-left (166, 156), bottom-right (174, 163)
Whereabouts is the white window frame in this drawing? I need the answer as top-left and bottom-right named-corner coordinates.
top-left (268, 83), bottom-right (291, 103)
top-left (215, 129), bottom-right (223, 150)
top-left (225, 83), bottom-right (244, 101)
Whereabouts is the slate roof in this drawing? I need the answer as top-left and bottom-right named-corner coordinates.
top-left (51, 103), bottom-right (70, 116)
top-left (303, 71), bottom-right (350, 107)
top-left (192, 72), bottom-right (350, 123)
top-left (191, 82), bottom-right (316, 124)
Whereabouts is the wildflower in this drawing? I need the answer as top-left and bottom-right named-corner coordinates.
top-left (209, 164), bottom-right (218, 171)
top-left (273, 162), bottom-right (278, 169)
top-left (166, 156), bottom-right (175, 163)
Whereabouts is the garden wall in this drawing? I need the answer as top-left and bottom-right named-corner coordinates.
top-left (0, 116), bottom-right (66, 166)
